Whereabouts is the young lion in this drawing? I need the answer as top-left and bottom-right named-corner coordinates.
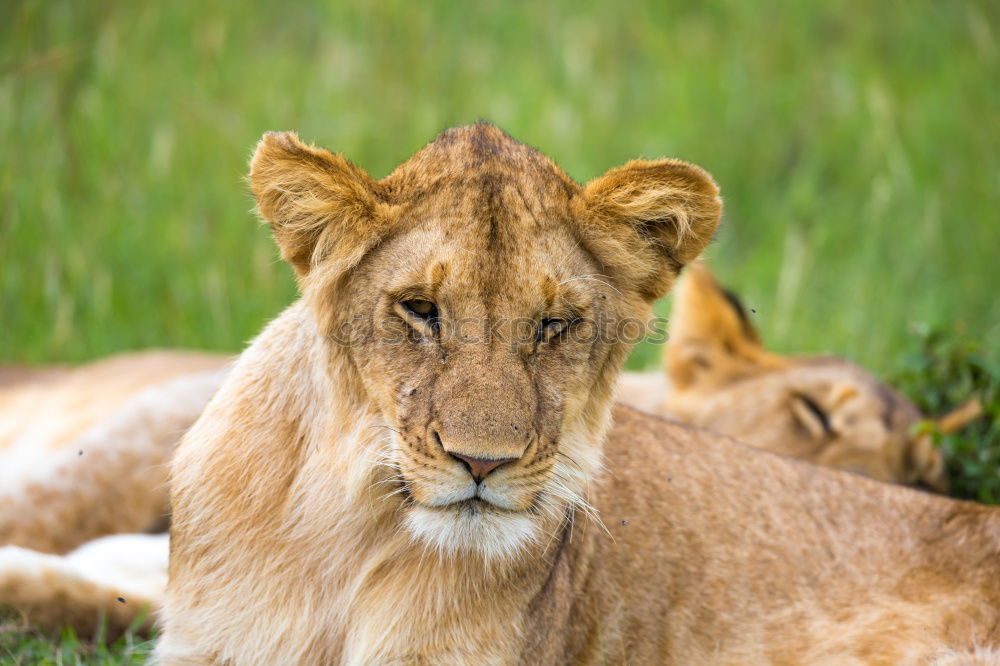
top-left (617, 263), bottom-right (973, 493)
top-left (157, 124), bottom-right (1000, 665)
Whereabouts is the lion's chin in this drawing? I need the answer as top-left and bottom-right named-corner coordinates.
top-left (404, 500), bottom-right (540, 560)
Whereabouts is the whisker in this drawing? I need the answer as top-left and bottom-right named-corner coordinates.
top-left (370, 476), bottom-right (405, 489)
top-left (556, 451), bottom-right (586, 475)
top-left (377, 483), bottom-right (413, 503)
top-left (369, 424), bottom-right (403, 436)
top-left (557, 274), bottom-right (621, 294)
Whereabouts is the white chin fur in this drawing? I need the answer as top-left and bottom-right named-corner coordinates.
top-left (405, 503), bottom-right (540, 560)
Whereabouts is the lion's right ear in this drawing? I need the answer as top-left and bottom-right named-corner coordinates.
top-left (249, 131), bottom-right (387, 278)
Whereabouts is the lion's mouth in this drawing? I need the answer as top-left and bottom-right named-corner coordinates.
top-left (390, 463), bottom-right (540, 515)
top-left (399, 483), bottom-right (533, 516)
top-left (449, 496), bottom-right (519, 513)
top-left (418, 496), bottom-right (514, 514)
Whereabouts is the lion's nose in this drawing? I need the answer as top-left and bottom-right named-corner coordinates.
top-left (448, 452), bottom-right (517, 484)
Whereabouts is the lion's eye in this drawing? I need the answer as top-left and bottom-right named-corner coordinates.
top-left (401, 299), bottom-right (438, 321)
top-left (791, 393), bottom-right (833, 438)
top-left (538, 318), bottom-right (569, 343)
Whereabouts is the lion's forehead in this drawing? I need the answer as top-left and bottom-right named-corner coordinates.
top-left (372, 129), bottom-right (597, 307)
top-left (375, 218), bottom-right (600, 309)
top-left (396, 174), bottom-right (576, 248)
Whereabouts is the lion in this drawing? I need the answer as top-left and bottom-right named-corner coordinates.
top-left (616, 263), bottom-right (980, 492)
top-left (152, 124), bottom-right (1000, 665)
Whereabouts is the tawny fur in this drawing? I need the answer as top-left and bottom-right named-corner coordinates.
top-left (153, 124), bottom-right (999, 665)
top-left (0, 352), bottom-right (228, 554)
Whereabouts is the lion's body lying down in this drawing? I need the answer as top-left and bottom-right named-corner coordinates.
top-left (0, 314), bottom-right (985, 644)
top-left (6, 398), bottom-right (996, 662)
top-left (158, 301), bottom-right (1000, 665)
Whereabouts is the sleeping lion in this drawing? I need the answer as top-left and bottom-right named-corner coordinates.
top-left (1, 125), bottom-right (997, 664)
top-left (617, 262), bottom-right (980, 494)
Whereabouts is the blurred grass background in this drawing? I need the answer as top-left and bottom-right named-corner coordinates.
top-left (2, 0), bottom-right (998, 373)
top-left (1, 2), bottom-right (999, 660)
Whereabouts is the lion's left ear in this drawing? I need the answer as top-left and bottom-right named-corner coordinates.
top-left (573, 159), bottom-right (722, 301)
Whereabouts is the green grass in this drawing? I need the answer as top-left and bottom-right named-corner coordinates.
top-left (2, 0), bottom-right (998, 371)
top-left (0, 616), bottom-right (153, 665)
top-left (892, 325), bottom-right (1000, 504)
top-left (1, 1), bottom-right (999, 660)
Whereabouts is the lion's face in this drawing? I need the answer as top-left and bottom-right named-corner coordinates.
top-left (249, 124), bottom-right (721, 556)
top-left (664, 265), bottom-right (949, 492)
top-left (669, 359), bottom-right (937, 487)
top-left (345, 218), bottom-right (614, 554)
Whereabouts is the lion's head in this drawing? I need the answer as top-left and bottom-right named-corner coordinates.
top-left (247, 123), bottom-right (721, 556)
top-left (662, 263), bottom-right (960, 492)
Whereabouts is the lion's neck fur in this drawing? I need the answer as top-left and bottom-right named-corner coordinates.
top-left (164, 301), bottom-right (580, 664)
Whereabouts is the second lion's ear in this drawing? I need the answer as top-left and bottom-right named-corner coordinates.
top-left (249, 131), bottom-right (388, 278)
top-left (665, 263), bottom-right (787, 391)
top-left (573, 159), bottom-right (722, 302)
